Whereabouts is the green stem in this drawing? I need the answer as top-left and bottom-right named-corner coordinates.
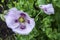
top-left (35, 10), bottom-right (42, 18)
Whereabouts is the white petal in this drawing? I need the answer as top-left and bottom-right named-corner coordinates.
top-left (4, 8), bottom-right (35, 35)
top-left (12, 18), bottom-right (35, 35)
top-left (9, 8), bottom-right (18, 13)
top-left (19, 11), bottom-right (30, 18)
top-left (4, 15), bottom-right (20, 29)
top-left (4, 8), bottom-right (21, 29)
top-left (39, 4), bottom-right (54, 15)
top-left (7, 8), bottom-right (21, 19)
top-left (28, 18), bottom-right (35, 28)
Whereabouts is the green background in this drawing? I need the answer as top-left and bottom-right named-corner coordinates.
top-left (0, 0), bottom-right (59, 40)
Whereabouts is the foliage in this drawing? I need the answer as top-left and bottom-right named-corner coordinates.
top-left (0, 0), bottom-right (59, 40)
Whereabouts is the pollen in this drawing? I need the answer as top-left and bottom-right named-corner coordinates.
top-left (19, 17), bottom-right (25, 23)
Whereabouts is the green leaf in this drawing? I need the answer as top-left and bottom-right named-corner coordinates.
top-left (36, 0), bottom-right (46, 6)
top-left (0, 14), bottom-right (5, 21)
top-left (53, 0), bottom-right (60, 8)
top-left (55, 11), bottom-right (60, 32)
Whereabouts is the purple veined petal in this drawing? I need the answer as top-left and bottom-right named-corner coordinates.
top-left (7, 8), bottom-right (18, 15)
top-left (9, 8), bottom-right (18, 12)
top-left (20, 13), bottom-right (26, 17)
top-left (12, 18), bottom-right (35, 35)
top-left (39, 4), bottom-right (54, 15)
top-left (19, 12), bottom-right (31, 23)
top-left (25, 20), bottom-right (30, 24)
top-left (15, 19), bottom-right (18, 23)
top-left (4, 8), bottom-right (35, 35)
top-left (20, 25), bottom-right (26, 30)
top-left (19, 11), bottom-right (30, 18)
top-left (26, 18), bottom-right (35, 28)
top-left (44, 7), bottom-right (47, 12)
top-left (27, 20), bottom-right (30, 24)
top-left (43, 4), bottom-right (54, 15)
top-left (4, 15), bottom-right (20, 29)
top-left (7, 8), bottom-right (21, 19)
top-left (12, 24), bottom-right (32, 35)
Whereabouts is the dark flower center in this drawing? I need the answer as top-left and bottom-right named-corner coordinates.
top-left (19, 13), bottom-right (27, 23)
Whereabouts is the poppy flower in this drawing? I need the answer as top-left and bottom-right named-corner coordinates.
top-left (4, 8), bottom-right (35, 35)
top-left (39, 4), bottom-right (54, 15)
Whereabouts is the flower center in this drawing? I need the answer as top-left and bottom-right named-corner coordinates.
top-left (19, 17), bottom-right (25, 23)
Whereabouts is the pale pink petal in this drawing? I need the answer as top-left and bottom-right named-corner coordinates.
top-left (12, 18), bottom-right (35, 35)
top-left (39, 4), bottom-right (54, 15)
